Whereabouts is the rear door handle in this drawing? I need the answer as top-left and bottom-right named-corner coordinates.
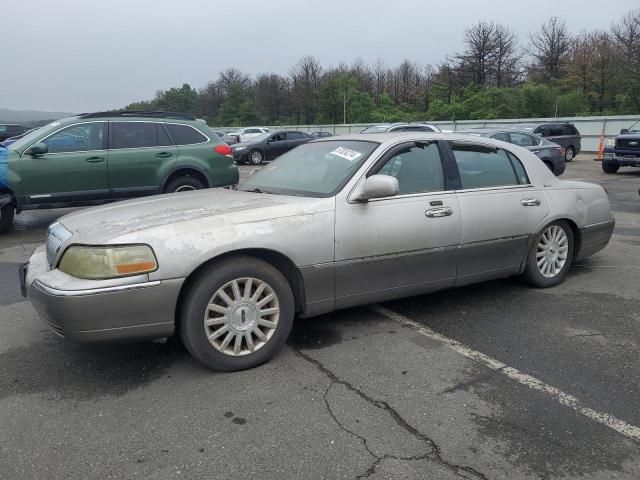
top-left (425, 207), bottom-right (453, 218)
top-left (85, 156), bottom-right (104, 164)
top-left (156, 152), bottom-right (173, 158)
top-left (521, 198), bottom-right (541, 206)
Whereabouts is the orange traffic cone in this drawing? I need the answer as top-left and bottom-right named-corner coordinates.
top-left (597, 132), bottom-right (604, 161)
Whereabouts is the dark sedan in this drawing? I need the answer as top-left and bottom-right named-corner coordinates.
top-left (232, 130), bottom-right (312, 164)
top-left (457, 128), bottom-right (566, 176)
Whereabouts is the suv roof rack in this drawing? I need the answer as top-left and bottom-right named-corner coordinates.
top-left (78, 111), bottom-right (197, 120)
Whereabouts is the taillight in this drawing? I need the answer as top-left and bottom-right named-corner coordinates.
top-left (557, 147), bottom-right (565, 157)
top-left (214, 144), bottom-right (232, 158)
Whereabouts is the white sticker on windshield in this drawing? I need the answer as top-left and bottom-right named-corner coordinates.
top-left (330, 147), bottom-right (362, 162)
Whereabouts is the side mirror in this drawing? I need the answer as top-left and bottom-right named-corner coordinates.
top-left (26, 142), bottom-right (48, 156)
top-left (352, 174), bottom-right (399, 202)
top-left (620, 129), bottom-right (629, 134)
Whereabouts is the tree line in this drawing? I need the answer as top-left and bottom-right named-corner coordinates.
top-left (124, 9), bottom-right (640, 126)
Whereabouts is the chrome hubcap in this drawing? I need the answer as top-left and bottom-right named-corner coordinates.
top-left (536, 225), bottom-right (569, 278)
top-left (251, 152), bottom-right (262, 163)
top-left (175, 185), bottom-right (196, 192)
top-left (204, 277), bottom-right (279, 356)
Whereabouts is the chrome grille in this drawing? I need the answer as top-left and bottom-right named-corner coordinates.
top-left (45, 222), bottom-right (71, 268)
top-left (616, 138), bottom-right (640, 151)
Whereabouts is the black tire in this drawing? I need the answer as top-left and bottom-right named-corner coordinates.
top-left (249, 149), bottom-right (264, 165)
top-left (164, 175), bottom-right (206, 193)
top-left (0, 204), bottom-right (14, 234)
top-left (179, 255), bottom-right (295, 372)
top-left (602, 161), bottom-right (619, 174)
top-left (522, 220), bottom-right (574, 288)
top-left (565, 146), bottom-right (575, 162)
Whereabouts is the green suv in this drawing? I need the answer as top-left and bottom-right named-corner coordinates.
top-left (0, 111), bottom-right (239, 233)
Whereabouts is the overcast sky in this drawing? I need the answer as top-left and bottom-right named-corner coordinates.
top-left (3, 0), bottom-right (638, 113)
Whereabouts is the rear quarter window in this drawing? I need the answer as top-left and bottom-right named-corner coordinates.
top-left (166, 124), bottom-right (208, 145)
top-left (563, 124), bottom-right (578, 136)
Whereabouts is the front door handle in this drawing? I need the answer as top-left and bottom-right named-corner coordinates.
top-left (521, 198), bottom-right (541, 206)
top-left (85, 156), bottom-right (104, 164)
top-left (156, 152), bottom-right (173, 158)
top-left (425, 207), bottom-right (453, 218)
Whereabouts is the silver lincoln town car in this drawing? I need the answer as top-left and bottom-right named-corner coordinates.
top-left (21, 133), bottom-right (615, 371)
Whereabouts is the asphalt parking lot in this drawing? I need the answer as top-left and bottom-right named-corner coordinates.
top-left (0, 157), bottom-right (639, 479)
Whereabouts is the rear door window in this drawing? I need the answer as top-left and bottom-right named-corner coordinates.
top-left (491, 132), bottom-right (510, 142)
top-left (452, 144), bottom-right (529, 189)
top-left (165, 124), bottom-right (208, 145)
top-left (285, 132), bottom-right (308, 140)
top-left (548, 124), bottom-right (564, 136)
top-left (509, 132), bottom-right (536, 147)
top-left (111, 122), bottom-right (169, 149)
top-left (563, 124), bottom-right (578, 136)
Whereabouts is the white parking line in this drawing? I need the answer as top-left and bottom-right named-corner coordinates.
top-left (370, 304), bottom-right (640, 442)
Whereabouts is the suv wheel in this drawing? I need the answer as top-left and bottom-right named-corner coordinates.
top-left (602, 161), bottom-right (619, 174)
top-left (179, 255), bottom-right (295, 371)
top-left (565, 146), bottom-right (575, 162)
top-left (523, 221), bottom-right (574, 288)
top-left (0, 204), bottom-right (14, 234)
top-left (165, 176), bottom-right (206, 193)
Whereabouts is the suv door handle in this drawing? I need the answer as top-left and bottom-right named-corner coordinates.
top-left (85, 156), bottom-right (104, 164)
top-left (156, 152), bottom-right (173, 158)
top-left (521, 198), bottom-right (541, 206)
top-left (425, 207), bottom-right (453, 218)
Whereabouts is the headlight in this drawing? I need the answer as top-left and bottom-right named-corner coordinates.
top-left (58, 245), bottom-right (158, 279)
top-left (606, 138), bottom-right (615, 146)
top-left (234, 146), bottom-right (246, 151)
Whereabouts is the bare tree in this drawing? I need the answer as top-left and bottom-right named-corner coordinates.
top-left (494, 24), bottom-right (520, 87)
top-left (611, 9), bottom-right (640, 110)
top-left (372, 59), bottom-right (387, 104)
top-left (217, 68), bottom-right (251, 94)
top-left (290, 55), bottom-right (322, 124)
top-left (528, 16), bottom-right (573, 82)
top-left (457, 21), bottom-right (498, 86)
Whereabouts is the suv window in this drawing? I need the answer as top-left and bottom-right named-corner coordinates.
top-left (285, 132), bottom-right (307, 140)
top-left (111, 122), bottom-right (171, 149)
top-left (548, 124), bottom-right (564, 136)
top-left (43, 122), bottom-right (106, 154)
top-left (509, 132), bottom-right (535, 147)
top-left (452, 145), bottom-right (529, 189)
top-left (534, 125), bottom-right (550, 137)
top-left (377, 142), bottom-right (444, 194)
top-left (563, 124), bottom-right (578, 136)
top-left (166, 124), bottom-right (207, 145)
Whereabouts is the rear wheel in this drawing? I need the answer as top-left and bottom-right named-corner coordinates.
top-left (164, 175), bottom-right (206, 193)
top-left (602, 162), bottom-right (619, 174)
top-left (523, 221), bottom-right (574, 288)
top-left (0, 204), bottom-right (14, 234)
top-left (565, 146), bottom-right (575, 162)
top-left (179, 255), bottom-right (295, 371)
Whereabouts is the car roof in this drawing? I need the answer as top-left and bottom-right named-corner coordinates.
top-left (457, 128), bottom-right (541, 135)
top-left (310, 132), bottom-right (506, 146)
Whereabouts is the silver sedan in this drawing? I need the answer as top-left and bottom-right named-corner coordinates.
top-left (21, 133), bottom-right (615, 371)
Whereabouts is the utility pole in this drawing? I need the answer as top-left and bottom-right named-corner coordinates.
top-left (343, 91), bottom-right (346, 125)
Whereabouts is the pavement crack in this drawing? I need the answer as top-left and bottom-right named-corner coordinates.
top-left (290, 344), bottom-right (489, 480)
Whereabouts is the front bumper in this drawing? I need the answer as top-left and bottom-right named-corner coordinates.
top-left (22, 246), bottom-right (184, 342)
top-left (602, 156), bottom-right (640, 167)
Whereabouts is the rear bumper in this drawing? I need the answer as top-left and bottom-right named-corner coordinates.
top-left (576, 219), bottom-right (615, 261)
top-left (23, 247), bottom-right (183, 342)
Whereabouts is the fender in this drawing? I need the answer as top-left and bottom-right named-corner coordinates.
top-left (160, 163), bottom-right (212, 188)
top-left (0, 193), bottom-right (12, 208)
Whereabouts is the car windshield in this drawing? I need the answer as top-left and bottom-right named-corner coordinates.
top-left (238, 140), bottom-right (378, 197)
top-left (247, 133), bottom-right (271, 143)
top-left (8, 121), bottom-right (63, 151)
top-left (361, 125), bottom-right (390, 133)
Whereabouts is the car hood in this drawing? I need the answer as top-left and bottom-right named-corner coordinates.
top-left (58, 188), bottom-right (330, 243)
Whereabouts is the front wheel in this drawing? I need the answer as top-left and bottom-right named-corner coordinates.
top-left (249, 150), bottom-right (264, 165)
top-left (179, 255), bottom-right (295, 371)
top-left (523, 221), bottom-right (574, 288)
top-left (0, 204), bottom-right (15, 234)
top-left (602, 162), bottom-right (619, 174)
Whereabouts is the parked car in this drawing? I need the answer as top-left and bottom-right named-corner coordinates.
top-left (457, 128), bottom-right (566, 176)
top-left (222, 133), bottom-right (239, 145)
top-left (513, 122), bottom-right (581, 162)
top-left (238, 127), bottom-right (270, 143)
top-left (232, 130), bottom-right (312, 164)
top-left (602, 125), bottom-right (640, 173)
top-left (0, 127), bottom-right (40, 148)
top-left (310, 131), bottom-right (332, 138)
top-left (21, 132), bottom-right (614, 372)
top-left (0, 111), bottom-right (238, 233)
top-left (0, 124), bottom-right (28, 142)
top-left (361, 123), bottom-right (441, 133)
